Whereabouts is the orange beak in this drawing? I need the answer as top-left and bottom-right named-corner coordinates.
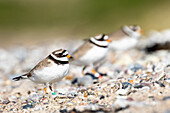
top-left (106, 39), bottom-right (111, 43)
top-left (139, 29), bottom-right (143, 35)
top-left (66, 55), bottom-right (71, 58)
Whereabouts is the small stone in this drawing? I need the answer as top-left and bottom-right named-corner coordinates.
top-left (154, 63), bottom-right (165, 73)
top-left (128, 63), bottom-right (143, 72)
top-left (2, 100), bottom-right (10, 104)
top-left (67, 102), bottom-right (73, 106)
top-left (162, 96), bottom-right (170, 101)
top-left (33, 105), bottom-right (42, 111)
top-left (99, 95), bottom-right (105, 100)
top-left (154, 81), bottom-right (165, 87)
top-left (60, 108), bottom-right (67, 113)
top-left (148, 96), bottom-right (154, 98)
top-left (92, 100), bottom-right (98, 104)
top-left (165, 78), bottom-right (170, 84)
top-left (27, 91), bottom-right (31, 95)
top-left (27, 92), bottom-right (43, 103)
top-left (116, 89), bottom-right (130, 96)
top-left (122, 82), bottom-right (132, 89)
top-left (133, 83), bottom-right (143, 89)
top-left (77, 76), bottom-right (93, 86)
top-left (71, 78), bottom-right (78, 84)
top-left (22, 104), bottom-right (34, 109)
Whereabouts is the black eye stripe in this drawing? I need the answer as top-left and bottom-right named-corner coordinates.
top-left (58, 54), bottom-right (68, 57)
top-left (62, 50), bottom-right (66, 54)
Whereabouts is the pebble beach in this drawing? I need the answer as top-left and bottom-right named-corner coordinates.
top-left (0, 30), bottom-right (170, 113)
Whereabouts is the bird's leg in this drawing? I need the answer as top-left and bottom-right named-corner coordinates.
top-left (82, 66), bottom-right (87, 75)
top-left (91, 69), bottom-right (102, 78)
top-left (49, 83), bottom-right (56, 95)
top-left (91, 64), bottom-right (102, 78)
top-left (44, 83), bottom-right (48, 94)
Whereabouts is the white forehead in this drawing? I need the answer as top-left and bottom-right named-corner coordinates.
top-left (63, 51), bottom-right (68, 55)
top-left (103, 35), bottom-right (109, 40)
top-left (94, 34), bottom-right (102, 39)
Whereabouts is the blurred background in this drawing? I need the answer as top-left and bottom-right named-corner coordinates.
top-left (0, 0), bottom-right (170, 47)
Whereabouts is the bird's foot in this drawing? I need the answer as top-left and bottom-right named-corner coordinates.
top-left (44, 88), bottom-right (48, 94)
top-left (91, 69), bottom-right (102, 78)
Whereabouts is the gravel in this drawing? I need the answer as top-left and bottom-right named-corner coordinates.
top-left (0, 30), bottom-right (170, 112)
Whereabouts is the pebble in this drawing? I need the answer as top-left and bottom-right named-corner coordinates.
top-left (27, 93), bottom-right (43, 103)
top-left (0, 31), bottom-right (170, 112)
top-left (2, 100), bottom-right (10, 104)
top-left (22, 104), bottom-right (34, 109)
top-left (33, 105), bottom-right (42, 111)
top-left (99, 95), bottom-right (105, 100)
top-left (128, 63), bottom-right (143, 72)
top-left (162, 96), bottom-right (170, 101)
top-left (60, 108), bottom-right (67, 113)
top-left (122, 82), bottom-right (132, 89)
top-left (77, 76), bottom-right (93, 86)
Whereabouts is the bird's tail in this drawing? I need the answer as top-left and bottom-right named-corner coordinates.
top-left (12, 74), bottom-right (28, 81)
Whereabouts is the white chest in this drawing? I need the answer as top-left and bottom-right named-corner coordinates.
top-left (30, 63), bottom-right (69, 83)
top-left (79, 46), bottom-right (108, 65)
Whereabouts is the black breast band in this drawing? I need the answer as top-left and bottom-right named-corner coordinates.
top-left (49, 55), bottom-right (69, 64)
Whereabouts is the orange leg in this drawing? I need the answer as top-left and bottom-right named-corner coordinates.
top-left (44, 83), bottom-right (48, 94)
top-left (49, 84), bottom-right (56, 95)
top-left (91, 69), bottom-right (102, 78)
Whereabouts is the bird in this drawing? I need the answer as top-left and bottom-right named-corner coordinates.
top-left (70, 34), bottom-right (111, 77)
top-left (13, 49), bottom-right (71, 95)
top-left (108, 25), bottom-right (142, 51)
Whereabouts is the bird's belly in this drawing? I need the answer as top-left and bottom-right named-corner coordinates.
top-left (78, 46), bottom-right (108, 66)
top-left (110, 38), bottom-right (137, 51)
top-left (30, 64), bottom-right (69, 84)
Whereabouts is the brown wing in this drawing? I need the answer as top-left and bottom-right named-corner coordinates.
top-left (71, 41), bottom-right (93, 60)
top-left (108, 29), bottom-right (127, 41)
top-left (28, 57), bottom-right (52, 77)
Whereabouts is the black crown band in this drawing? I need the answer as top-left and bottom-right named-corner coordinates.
top-left (89, 40), bottom-right (108, 48)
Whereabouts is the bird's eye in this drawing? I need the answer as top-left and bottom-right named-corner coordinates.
top-left (133, 28), bottom-right (137, 31)
top-left (59, 53), bottom-right (62, 56)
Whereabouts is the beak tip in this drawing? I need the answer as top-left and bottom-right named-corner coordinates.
top-left (106, 39), bottom-right (111, 43)
top-left (67, 55), bottom-right (71, 59)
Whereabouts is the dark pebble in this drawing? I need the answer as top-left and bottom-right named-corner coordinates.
top-left (133, 83), bottom-right (143, 89)
top-left (148, 96), bottom-right (154, 98)
top-left (60, 108), bottom-right (67, 113)
top-left (22, 104), bottom-right (34, 109)
top-left (122, 82), bottom-right (132, 89)
top-left (71, 78), bottom-right (78, 84)
top-left (155, 81), bottom-right (165, 87)
top-left (28, 91), bottom-right (31, 95)
top-left (99, 95), bottom-right (105, 100)
top-left (2, 100), bottom-right (10, 104)
top-left (12, 101), bottom-right (16, 103)
top-left (162, 96), bottom-right (170, 101)
top-left (128, 64), bottom-right (143, 72)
